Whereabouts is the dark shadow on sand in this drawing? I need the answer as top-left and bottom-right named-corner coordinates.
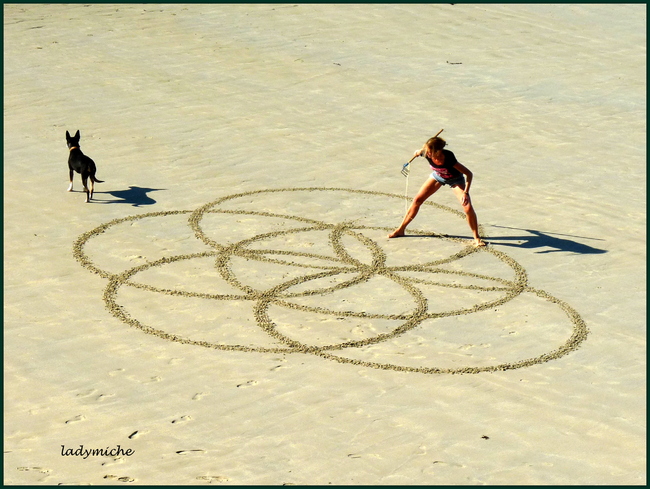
top-left (91, 186), bottom-right (165, 207)
top-left (435, 225), bottom-right (607, 255)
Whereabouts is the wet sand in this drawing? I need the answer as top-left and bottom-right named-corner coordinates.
top-left (4, 4), bottom-right (645, 485)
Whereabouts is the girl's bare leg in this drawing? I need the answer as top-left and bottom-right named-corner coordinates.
top-left (451, 185), bottom-right (486, 247)
top-left (389, 178), bottom-right (442, 238)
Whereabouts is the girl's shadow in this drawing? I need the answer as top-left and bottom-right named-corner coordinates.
top-left (484, 225), bottom-right (607, 254)
top-left (435, 225), bottom-right (606, 254)
top-left (92, 186), bottom-right (165, 207)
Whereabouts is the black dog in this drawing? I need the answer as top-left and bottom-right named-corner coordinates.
top-left (66, 130), bottom-right (104, 202)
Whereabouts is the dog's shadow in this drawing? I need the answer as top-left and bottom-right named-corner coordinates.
top-left (92, 186), bottom-right (165, 207)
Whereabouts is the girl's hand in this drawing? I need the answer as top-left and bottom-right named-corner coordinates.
top-left (461, 191), bottom-right (470, 206)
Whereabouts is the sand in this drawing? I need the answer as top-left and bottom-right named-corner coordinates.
top-left (4, 3), bottom-right (645, 485)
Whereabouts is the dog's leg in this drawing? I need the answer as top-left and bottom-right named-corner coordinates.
top-left (81, 174), bottom-right (90, 203)
top-left (88, 175), bottom-right (95, 201)
top-left (68, 168), bottom-right (74, 192)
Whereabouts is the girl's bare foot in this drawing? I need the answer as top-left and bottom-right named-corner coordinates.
top-left (388, 229), bottom-right (405, 238)
top-left (474, 238), bottom-right (486, 247)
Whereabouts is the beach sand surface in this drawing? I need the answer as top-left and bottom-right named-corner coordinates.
top-left (4, 4), bottom-right (645, 485)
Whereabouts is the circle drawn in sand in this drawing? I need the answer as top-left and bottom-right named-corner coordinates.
top-left (73, 187), bottom-right (588, 374)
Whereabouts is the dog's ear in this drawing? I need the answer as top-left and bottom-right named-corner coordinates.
top-left (74, 130), bottom-right (80, 139)
top-left (66, 130), bottom-right (70, 138)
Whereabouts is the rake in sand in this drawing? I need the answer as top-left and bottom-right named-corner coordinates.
top-left (401, 129), bottom-right (444, 211)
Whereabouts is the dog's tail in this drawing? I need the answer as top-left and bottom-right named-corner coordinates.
top-left (91, 176), bottom-right (104, 183)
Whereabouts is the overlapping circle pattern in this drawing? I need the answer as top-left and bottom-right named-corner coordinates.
top-left (73, 187), bottom-right (588, 374)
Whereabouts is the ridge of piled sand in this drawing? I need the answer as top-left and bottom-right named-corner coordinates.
top-left (4, 4), bottom-right (645, 485)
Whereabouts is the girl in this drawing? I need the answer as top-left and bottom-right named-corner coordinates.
top-left (389, 135), bottom-right (486, 247)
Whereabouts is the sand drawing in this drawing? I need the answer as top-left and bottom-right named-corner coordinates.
top-left (73, 188), bottom-right (588, 374)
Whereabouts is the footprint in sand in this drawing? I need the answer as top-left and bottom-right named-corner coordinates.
top-left (65, 414), bottom-right (85, 424)
top-left (236, 380), bottom-right (258, 388)
top-left (269, 357), bottom-right (288, 371)
top-left (75, 389), bottom-right (97, 398)
top-left (75, 390), bottom-right (114, 402)
top-left (128, 430), bottom-right (147, 439)
top-left (103, 474), bottom-right (135, 482)
top-left (17, 467), bottom-right (51, 474)
top-left (101, 457), bottom-right (126, 466)
top-left (124, 375), bottom-right (162, 384)
top-left (171, 415), bottom-right (192, 424)
top-left (197, 475), bottom-right (230, 483)
top-left (432, 460), bottom-right (465, 468)
top-left (142, 376), bottom-right (161, 383)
